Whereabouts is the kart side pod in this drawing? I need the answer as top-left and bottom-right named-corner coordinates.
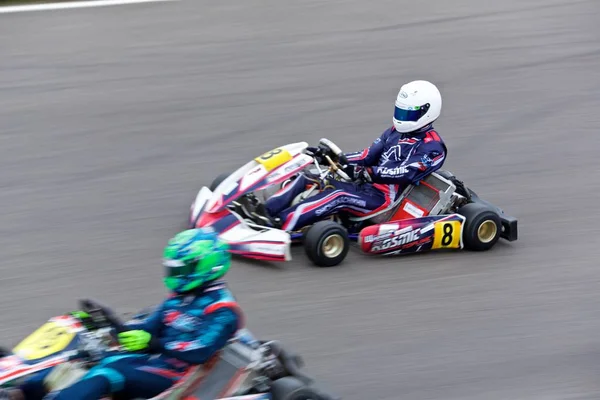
top-left (358, 214), bottom-right (467, 256)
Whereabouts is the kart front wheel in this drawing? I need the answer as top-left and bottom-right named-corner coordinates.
top-left (304, 221), bottom-right (349, 267)
top-left (457, 203), bottom-right (501, 251)
top-left (270, 377), bottom-right (325, 400)
top-left (209, 172), bottom-right (230, 191)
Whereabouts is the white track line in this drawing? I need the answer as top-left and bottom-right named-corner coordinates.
top-left (0, 0), bottom-right (177, 14)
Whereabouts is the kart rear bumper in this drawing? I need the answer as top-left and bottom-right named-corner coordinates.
top-left (499, 213), bottom-right (518, 242)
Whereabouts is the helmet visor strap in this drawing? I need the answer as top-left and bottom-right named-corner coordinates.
top-left (394, 103), bottom-right (430, 122)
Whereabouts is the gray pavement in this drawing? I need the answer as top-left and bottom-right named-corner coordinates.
top-left (1, 0), bottom-right (600, 399)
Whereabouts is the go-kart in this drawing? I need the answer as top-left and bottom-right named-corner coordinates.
top-left (0, 299), bottom-right (339, 400)
top-left (188, 139), bottom-right (518, 267)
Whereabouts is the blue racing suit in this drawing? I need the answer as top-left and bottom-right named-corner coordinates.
top-left (41, 279), bottom-right (242, 400)
top-left (265, 124), bottom-right (447, 231)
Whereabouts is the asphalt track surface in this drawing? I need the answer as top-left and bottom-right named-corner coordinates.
top-left (1, 1), bottom-right (600, 399)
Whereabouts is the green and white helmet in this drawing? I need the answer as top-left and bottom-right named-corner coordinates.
top-left (163, 228), bottom-right (231, 293)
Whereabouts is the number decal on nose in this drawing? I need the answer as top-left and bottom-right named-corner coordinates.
top-left (254, 147), bottom-right (293, 171)
top-left (13, 321), bottom-right (76, 361)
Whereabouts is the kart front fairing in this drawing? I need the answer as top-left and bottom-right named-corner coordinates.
top-left (0, 314), bottom-right (88, 388)
top-left (189, 142), bottom-right (313, 262)
top-left (204, 142), bottom-right (312, 215)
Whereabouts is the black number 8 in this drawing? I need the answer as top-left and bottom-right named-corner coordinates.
top-left (260, 148), bottom-right (282, 161)
top-left (441, 223), bottom-right (453, 246)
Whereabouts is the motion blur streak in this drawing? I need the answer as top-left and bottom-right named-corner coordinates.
top-left (0, 1), bottom-right (599, 399)
top-left (0, 0), bottom-right (177, 14)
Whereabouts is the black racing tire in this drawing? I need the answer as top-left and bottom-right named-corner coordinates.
top-left (303, 221), bottom-right (349, 267)
top-left (457, 203), bottom-right (502, 251)
top-left (209, 172), bottom-right (231, 191)
top-left (0, 347), bottom-right (10, 357)
top-left (270, 377), bottom-right (323, 400)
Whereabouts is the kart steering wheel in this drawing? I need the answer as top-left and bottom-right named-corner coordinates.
top-left (318, 138), bottom-right (352, 182)
top-left (79, 298), bottom-right (126, 333)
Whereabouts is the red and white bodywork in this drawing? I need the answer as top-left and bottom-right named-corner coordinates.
top-left (189, 142), bottom-right (313, 262)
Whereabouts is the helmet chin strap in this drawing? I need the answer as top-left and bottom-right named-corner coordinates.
top-left (414, 123), bottom-right (433, 133)
top-left (174, 276), bottom-right (222, 295)
top-left (395, 123), bottom-right (433, 135)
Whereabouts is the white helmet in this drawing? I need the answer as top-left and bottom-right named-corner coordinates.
top-left (393, 80), bottom-right (442, 133)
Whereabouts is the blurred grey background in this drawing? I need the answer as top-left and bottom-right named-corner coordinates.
top-left (1, 0), bottom-right (600, 399)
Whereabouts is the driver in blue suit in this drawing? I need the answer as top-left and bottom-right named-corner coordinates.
top-left (264, 80), bottom-right (447, 231)
top-left (0, 228), bottom-right (243, 400)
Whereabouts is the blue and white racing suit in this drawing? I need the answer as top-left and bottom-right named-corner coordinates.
top-left (43, 279), bottom-right (243, 400)
top-left (265, 124), bottom-right (447, 231)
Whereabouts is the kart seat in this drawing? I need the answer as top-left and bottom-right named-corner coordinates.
top-left (126, 336), bottom-right (259, 400)
top-left (346, 171), bottom-right (457, 224)
top-left (347, 192), bottom-right (406, 224)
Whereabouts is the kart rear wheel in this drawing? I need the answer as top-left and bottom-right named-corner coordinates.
top-left (209, 172), bottom-right (230, 191)
top-left (304, 221), bottom-right (349, 267)
top-left (457, 203), bottom-right (501, 251)
top-left (270, 377), bottom-right (323, 400)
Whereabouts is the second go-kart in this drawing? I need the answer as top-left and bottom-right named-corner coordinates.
top-left (0, 299), bottom-right (339, 400)
top-left (188, 139), bottom-right (518, 267)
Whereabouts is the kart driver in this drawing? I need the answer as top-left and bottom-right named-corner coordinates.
top-left (264, 80), bottom-right (448, 231)
top-left (0, 227), bottom-right (242, 400)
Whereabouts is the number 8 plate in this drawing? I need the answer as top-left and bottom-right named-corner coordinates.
top-left (432, 220), bottom-right (463, 249)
